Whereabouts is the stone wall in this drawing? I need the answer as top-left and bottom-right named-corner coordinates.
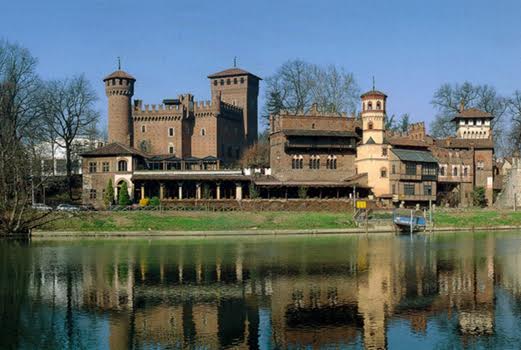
top-left (495, 158), bottom-right (521, 209)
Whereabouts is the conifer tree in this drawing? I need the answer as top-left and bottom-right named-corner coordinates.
top-left (103, 179), bottom-right (114, 207)
top-left (118, 182), bottom-right (131, 206)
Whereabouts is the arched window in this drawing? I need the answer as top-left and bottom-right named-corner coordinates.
top-left (240, 77), bottom-right (244, 84)
top-left (213, 80), bottom-right (218, 86)
top-left (368, 102), bottom-right (373, 110)
top-left (376, 101), bottom-right (381, 110)
top-left (233, 78), bottom-right (237, 84)
top-left (201, 128), bottom-right (206, 136)
top-left (226, 78), bottom-right (231, 85)
top-left (463, 166), bottom-right (468, 176)
top-left (380, 167), bottom-right (387, 178)
top-left (453, 167), bottom-right (458, 176)
top-left (118, 160), bottom-right (128, 172)
top-left (220, 79), bottom-right (224, 85)
top-left (368, 122), bottom-right (374, 130)
top-left (141, 125), bottom-right (146, 133)
top-left (440, 166), bottom-right (445, 176)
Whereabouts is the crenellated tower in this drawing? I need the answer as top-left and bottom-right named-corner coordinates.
top-left (208, 67), bottom-right (261, 146)
top-left (104, 69), bottom-right (135, 146)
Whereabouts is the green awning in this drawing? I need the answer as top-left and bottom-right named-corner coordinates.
top-left (392, 148), bottom-right (438, 163)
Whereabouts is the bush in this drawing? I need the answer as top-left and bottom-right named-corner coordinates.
top-left (472, 187), bottom-right (487, 207)
top-left (118, 182), bottom-right (131, 206)
top-left (249, 183), bottom-right (260, 199)
top-left (139, 197), bottom-right (150, 207)
top-left (150, 196), bottom-right (161, 206)
top-left (298, 186), bottom-right (308, 199)
top-left (202, 184), bottom-right (211, 199)
top-left (103, 179), bottom-right (115, 207)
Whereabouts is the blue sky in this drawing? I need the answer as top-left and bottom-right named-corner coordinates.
top-left (2, 0), bottom-right (520, 132)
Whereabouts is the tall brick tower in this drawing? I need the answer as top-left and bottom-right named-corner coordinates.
top-left (104, 69), bottom-right (135, 146)
top-left (208, 67), bottom-right (261, 146)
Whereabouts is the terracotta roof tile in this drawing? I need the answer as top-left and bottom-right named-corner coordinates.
top-left (81, 142), bottom-right (146, 157)
top-left (361, 90), bottom-right (387, 98)
top-left (207, 68), bottom-right (261, 80)
top-left (435, 137), bottom-right (494, 150)
top-left (452, 108), bottom-right (492, 120)
top-left (103, 70), bottom-right (136, 81)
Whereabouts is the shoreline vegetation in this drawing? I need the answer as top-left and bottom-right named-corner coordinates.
top-left (34, 209), bottom-right (521, 235)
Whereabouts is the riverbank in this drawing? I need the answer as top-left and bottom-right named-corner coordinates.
top-left (32, 209), bottom-right (521, 237)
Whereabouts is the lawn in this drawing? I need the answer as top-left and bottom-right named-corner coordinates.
top-left (433, 209), bottom-right (521, 227)
top-left (39, 210), bottom-right (357, 232)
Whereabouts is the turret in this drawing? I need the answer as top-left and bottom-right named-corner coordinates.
top-left (104, 69), bottom-right (135, 146)
top-left (360, 89), bottom-right (387, 144)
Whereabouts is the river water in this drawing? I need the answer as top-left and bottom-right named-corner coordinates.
top-left (2, 233), bottom-right (521, 349)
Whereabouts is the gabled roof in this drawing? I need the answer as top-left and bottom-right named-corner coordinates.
top-left (207, 68), bottom-right (261, 80)
top-left (391, 148), bottom-right (438, 163)
top-left (81, 142), bottom-right (146, 157)
top-left (103, 70), bottom-right (136, 81)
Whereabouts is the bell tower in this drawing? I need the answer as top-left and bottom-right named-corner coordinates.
top-left (360, 88), bottom-right (387, 144)
top-left (104, 65), bottom-right (135, 146)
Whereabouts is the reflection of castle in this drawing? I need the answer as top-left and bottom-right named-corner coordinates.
top-left (28, 236), bottom-right (504, 349)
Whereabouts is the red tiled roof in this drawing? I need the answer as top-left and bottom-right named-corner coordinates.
top-left (81, 142), bottom-right (146, 157)
top-left (435, 137), bottom-right (494, 150)
top-left (103, 70), bottom-right (136, 81)
top-left (207, 68), bottom-right (261, 80)
top-left (361, 90), bottom-right (387, 98)
top-left (453, 108), bottom-right (492, 119)
top-left (386, 136), bottom-right (431, 148)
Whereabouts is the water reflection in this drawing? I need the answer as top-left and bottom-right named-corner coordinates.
top-left (2, 233), bottom-right (521, 349)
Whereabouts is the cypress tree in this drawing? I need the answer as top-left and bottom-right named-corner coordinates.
top-left (103, 179), bottom-right (114, 207)
top-left (118, 182), bottom-right (131, 206)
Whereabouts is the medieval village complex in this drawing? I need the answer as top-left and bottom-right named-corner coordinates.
top-left (81, 66), bottom-right (501, 208)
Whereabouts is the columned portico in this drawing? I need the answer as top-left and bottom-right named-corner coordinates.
top-left (178, 182), bottom-right (183, 199)
top-left (216, 183), bottom-right (221, 200)
top-left (196, 183), bottom-right (202, 200)
top-left (235, 183), bottom-right (243, 200)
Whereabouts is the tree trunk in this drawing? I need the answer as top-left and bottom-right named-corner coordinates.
top-left (66, 142), bottom-right (73, 200)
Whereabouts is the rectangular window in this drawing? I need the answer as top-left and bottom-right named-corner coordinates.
top-left (89, 189), bottom-right (96, 199)
top-left (404, 183), bottom-right (415, 196)
top-left (168, 127), bottom-right (175, 137)
top-left (391, 184), bottom-right (396, 194)
top-left (424, 184), bottom-right (432, 196)
top-left (405, 162), bottom-right (417, 176)
top-left (88, 162), bottom-right (97, 173)
top-left (169, 146), bottom-right (174, 154)
top-left (391, 164), bottom-right (396, 174)
top-left (382, 147), bottom-right (388, 156)
top-left (102, 162), bottom-right (109, 172)
top-left (422, 164), bottom-right (437, 176)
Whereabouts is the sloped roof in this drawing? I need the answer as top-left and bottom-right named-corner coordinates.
top-left (207, 68), bottom-right (261, 80)
top-left (361, 90), bottom-right (387, 98)
top-left (391, 148), bottom-right (438, 163)
top-left (386, 136), bottom-right (432, 148)
top-left (435, 137), bottom-right (494, 150)
top-left (366, 137), bottom-right (376, 144)
top-left (452, 108), bottom-right (492, 121)
top-left (283, 129), bottom-right (359, 138)
top-left (81, 142), bottom-right (146, 157)
top-left (103, 70), bottom-right (136, 81)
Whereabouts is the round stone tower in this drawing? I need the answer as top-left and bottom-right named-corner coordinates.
top-left (103, 70), bottom-right (135, 146)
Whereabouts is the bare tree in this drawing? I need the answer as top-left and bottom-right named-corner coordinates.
top-left (41, 75), bottom-right (99, 200)
top-left (506, 90), bottom-right (521, 154)
top-left (430, 82), bottom-right (508, 154)
top-left (0, 40), bottom-right (52, 236)
top-left (264, 59), bottom-right (359, 119)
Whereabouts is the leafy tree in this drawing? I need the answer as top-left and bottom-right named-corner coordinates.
top-left (103, 179), bottom-right (114, 207)
top-left (472, 187), bottom-right (487, 207)
top-left (399, 113), bottom-right (410, 132)
top-left (118, 182), bottom-right (131, 206)
top-left (239, 141), bottom-right (269, 168)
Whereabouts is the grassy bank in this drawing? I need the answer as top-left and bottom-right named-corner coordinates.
top-left (39, 211), bottom-right (357, 232)
top-left (36, 209), bottom-right (521, 233)
top-left (433, 209), bottom-right (521, 228)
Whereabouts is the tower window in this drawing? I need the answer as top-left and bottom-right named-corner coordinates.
top-left (368, 122), bottom-right (374, 130)
top-left (141, 125), bottom-right (146, 133)
top-left (234, 78), bottom-right (237, 84)
top-left (200, 128), bottom-right (206, 136)
top-left (368, 102), bottom-right (373, 110)
top-left (240, 77), bottom-right (244, 84)
top-left (168, 127), bottom-right (175, 137)
top-left (118, 160), bottom-right (128, 172)
top-left (226, 78), bottom-right (231, 85)
top-left (168, 144), bottom-right (175, 154)
top-left (376, 101), bottom-right (381, 110)
top-left (213, 80), bottom-right (218, 86)
top-left (220, 79), bottom-right (224, 85)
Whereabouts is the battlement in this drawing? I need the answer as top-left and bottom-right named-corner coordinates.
top-left (278, 103), bottom-right (349, 118)
top-left (194, 100), bottom-right (213, 111)
top-left (135, 103), bottom-right (183, 113)
top-left (220, 101), bottom-right (243, 115)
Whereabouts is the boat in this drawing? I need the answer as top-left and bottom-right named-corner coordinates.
top-left (393, 209), bottom-right (426, 233)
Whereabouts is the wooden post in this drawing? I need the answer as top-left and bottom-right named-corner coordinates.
top-left (141, 183), bottom-right (145, 200)
top-left (178, 183), bottom-right (183, 200)
top-left (216, 183), bottom-right (221, 200)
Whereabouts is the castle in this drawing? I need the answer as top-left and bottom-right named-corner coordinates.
top-left (82, 65), bottom-right (498, 208)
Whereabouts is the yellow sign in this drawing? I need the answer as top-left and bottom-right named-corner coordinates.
top-left (356, 200), bottom-right (367, 209)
